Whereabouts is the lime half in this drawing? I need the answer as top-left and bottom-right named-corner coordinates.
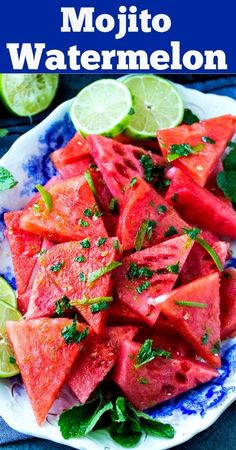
top-left (0, 299), bottom-right (22, 377)
top-left (0, 276), bottom-right (17, 308)
top-left (121, 75), bottom-right (184, 139)
top-left (70, 79), bottom-right (133, 137)
top-left (0, 74), bottom-right (59, 117)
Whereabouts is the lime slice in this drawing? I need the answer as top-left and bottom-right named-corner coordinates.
top-left (0, 276), bottom-right (17, 308)
top-left (70, 79), bottom-right (134, 137)
top-left (0, 299), bottom-right (22, 377)
top-left (0, 74), bottom-right (59, 117)
top-left (120, 75), bottom-right (184, 139)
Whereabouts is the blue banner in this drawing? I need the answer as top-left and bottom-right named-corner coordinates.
top-left (0, 0), bottom-right (235, 73)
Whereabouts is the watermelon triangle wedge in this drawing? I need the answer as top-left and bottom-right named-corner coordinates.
top-left (159, 272), bottom-right (221, 367)
top-left (220, 268), bottom-right (236, 340)
top-left (113, 340), bottom-right (218, 410)
top-left (6, 318), bottom-right (88, 425)
top-left (20, 176), bottom-right (107, 243)
top-left (157, 115), bottom-right (236, 186)
top-left (116, 234), bottom-right (194, 325)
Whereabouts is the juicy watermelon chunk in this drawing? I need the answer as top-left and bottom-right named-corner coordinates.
top-left (160, 273), bottom-right (221, 368)
top-left (25, 266), bottom-right (63, 319)
top-left (6, 318), bottom-right (88, 425)
top-left (40, 238), bottom-right (120, 334)
top-left (50, 133), bottom-right (91, 170)
top-left (4, 211), bottom-right (43, 295)
top-left (56, 157), bottom-right (92, 179)
top-left (220, 268), bottom-right (236, 339)
top-left (17, 290), bottom-right (31, 315)
top-left (117, 177), bottom-right (187, 251)
top-left (116, 235), bottom-right (194, 325)
top-left (113, 340), bottom-right (218, 410)
top-left (68, 326), bottom-right (138, 403)
top-left (179, 229), bottom-right (229, 285)
top-left (157, 115), bottom-right (236, 186)
top-left (20, 176), bottom-right (107, 243)
top-left (88, 135), bottom-right (165, 203)
top-left (166, 169), bottom-right (236, 240)
top-left (108, 302), bottom-right (143, 326)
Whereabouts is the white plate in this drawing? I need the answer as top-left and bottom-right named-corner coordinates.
top-left (1, 83), bottom-right (236, 450)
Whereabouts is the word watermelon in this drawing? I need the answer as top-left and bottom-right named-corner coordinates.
top-left (20, 176), bottom-right (107, 243)
top-left (6, 318), bottom-right (88, 425)
top-left (159, 272), bottom-right (221, 367)
top-left (166, 169), bottom-right (236, 239)
top-left (157, 115), bottom-right (236, 186)
top-left (113, 340), bottom-right (218, 410)
top-left (117, 177), bottom-right (187, 251)
top-left (116, 235), bottom-right (193, 325)
top-left (68, 326), bottom-right (138, 403)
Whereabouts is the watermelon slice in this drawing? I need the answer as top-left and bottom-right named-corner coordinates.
top-left (159, 273), bottom-right (221, 367)
top-left (116, 234), bottom-right (194, 325)
top-left (25, 266), bottom-right (64, 319)
top-left (117, 177), bottom-right (187, 251)
top-left (220, 268), bottom-right (236, 339)
top-left (40, 238), bottom-right (120, 334)
top-left (166, 169), bottom-right (236, 240)
top-left (113, 340), bottom-right (218, 410)
top-left (157, 115), bottom-right (236, 186)
top-left (179, 229), bottom-right (229, 285)
top-left (20, 176), bottom-right (107, 243)
top-left (68, 326), bottom-right (138, 403)
top-left (56, 157), bottom-right (92, 180)
top-left (4, 211), bottom-right (43, 295)
top-left (115, 134), bottom-right (161, 153)
top-left (6, 318), bottom-right (88, 425)
top-left (88, 135), bottom-right (165, 203)
top-left (108, 302), bottom-right (143, 326)
top-left (50, 133), bottom-right (91, 170)
top-left (17, 290), bottom-right (31, 315)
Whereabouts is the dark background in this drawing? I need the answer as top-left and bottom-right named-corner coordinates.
top-left (1, 74), bottom-right (236, 449)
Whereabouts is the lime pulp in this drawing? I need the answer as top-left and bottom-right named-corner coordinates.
top-left (0, 299), bottom-right (22, 377)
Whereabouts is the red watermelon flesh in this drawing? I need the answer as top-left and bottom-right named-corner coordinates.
top-left (88, 135), bottom-right (165, 203)
top-left (205, 160), bottom-right (231, 205)
top-left (20, 176), bottom-right (107, 243)
top-left (166, 169), bottom-right (236, 240)
top-left (116, 235), bottom-right (194, 326)
top-left (179, 229), bottom-right (229, 285)
top-left (108, 301), bottom-right (144, 326)
top-left (56, 157), bottom-right (92, 180)
top-left (117, 177), bottom-right (187, 251)
top-left (157, 115), bottom-right (236, 186)
top-left (112, 340), bottom-right (218, 410)
top-left (220, 268), bottom-right (236, 339)
top-left (6, 318), bottom-right (88, 425)
top-left (17, 290), bottom-right (31, 315)
top-left (25, 266), bottom-right (63, 319)
top-left (68, 326), bottom-right (138, 403)
top-left (160, 272), bottom-right (221, 368)
top-left (41, 238), bottom-right (120, 334)
top-left (4, 211), bottom-right (43, 295)
top-left (50, 133), bottom-right (91, 170)
top-left (115, 134), bottom-right (161, 153)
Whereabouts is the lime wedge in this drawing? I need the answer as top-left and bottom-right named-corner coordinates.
top-left (120, 75), bottom-right (184, 139)
top-left (0, 299), bottom-right (22, 377)
top-left (0, 74), bottom-right (59, 117)
top-left (70, 79), bottom-right (134, 137)
top-left (0, 276), bottom-right (17, 308)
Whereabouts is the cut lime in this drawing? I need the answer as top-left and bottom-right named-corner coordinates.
top-left (0, 74), bottom-right (59, 117)
top-left (0, 299), bottom-right (22, 377)
top-left (0, 276), bottom-right (17, 308)
top-left (120, 75), bottom-right (184, 139)
top-left (70, 79), bottom-right (134, 137)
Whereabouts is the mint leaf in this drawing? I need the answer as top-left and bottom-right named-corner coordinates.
top-left (61, 319), bottom-right (89, 345)
top-left (135, 339), bottom-right (171, 368)
top-left (0, 167), bottom-right (18, 191)
top-left (110, 397), bottom-right (142, 448)
top-left (139, 155), bottom-right (163, 184)
top-left (223, 142), bottom-right (236, 172)
top-left (167, 143), bottom-right (204, 162)
top-left (0, 128), bottom-right (8, 137)
top-left (183, 108), bottom-right (199, 125)
top-left (129, 406), bottom-right (175, 439)
top-left (127, 263), bottom-right (154, 280)
top-left (217, 171), bottom-right (236, 202)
